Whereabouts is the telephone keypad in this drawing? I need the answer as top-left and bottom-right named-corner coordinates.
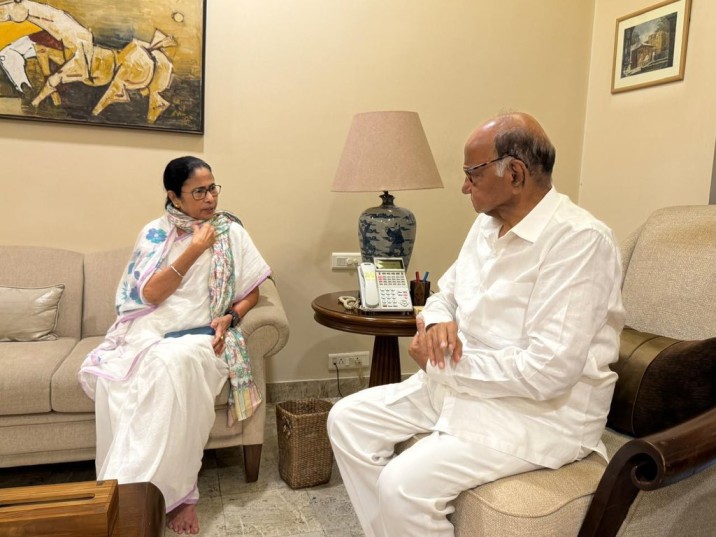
top-left (376, 272), bottom-right (412, 310)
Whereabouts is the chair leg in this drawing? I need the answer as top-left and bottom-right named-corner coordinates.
top-left (242, 444), bottom-right (262, 482)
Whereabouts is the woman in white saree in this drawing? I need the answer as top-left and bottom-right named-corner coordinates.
top-left (79, 156), bottom-right (271, 534)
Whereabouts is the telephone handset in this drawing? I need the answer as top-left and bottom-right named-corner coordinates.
top-left (358, 263), bottom-right (381, 307)
top-left (358, 257), bottom-right (413, 312)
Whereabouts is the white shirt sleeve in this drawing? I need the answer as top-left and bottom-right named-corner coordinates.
top-left (419, 260), bottom-right (459, 327)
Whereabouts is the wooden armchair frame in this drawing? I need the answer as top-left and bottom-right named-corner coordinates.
top-left (580, 406), bottom-right (716, 536)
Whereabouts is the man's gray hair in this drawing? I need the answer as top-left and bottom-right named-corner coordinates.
top-left (493, 126), bottom-right (556, 186)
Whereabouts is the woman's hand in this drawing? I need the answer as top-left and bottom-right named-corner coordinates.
top-left (143, 223), bottom-right (216, 305)
top-left (190, 222), bottom-right (216, 253)
top-left (210, 314), bottom-right (232, 355)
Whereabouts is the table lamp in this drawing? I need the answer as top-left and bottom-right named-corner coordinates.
top-left (331, 111), bottom-right (443, 268)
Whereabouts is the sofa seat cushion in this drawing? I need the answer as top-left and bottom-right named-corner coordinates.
top-left (601, 427), bottom-right (631, 457)
top-left (56, 337), bottom-right (231, 412)
top-left (450, 453), bottom-right (607, 536)
top-left (396, 430), bottom-right (631, 536)
top-left (53, 337), bottom-right (104, 413)
top-left (0, 337), bottom-right (78, 415)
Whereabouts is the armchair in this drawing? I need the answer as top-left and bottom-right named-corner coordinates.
top-left (397, 205), bottom-right (716, 536)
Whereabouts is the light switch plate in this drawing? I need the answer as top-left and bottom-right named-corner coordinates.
top-left (331, 252), bottom-right (361, 270)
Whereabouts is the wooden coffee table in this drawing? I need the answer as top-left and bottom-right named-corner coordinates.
top-left (0, 481), bottom-right (165, 537)
top-left (113, 482), bottom-right (165, 536)
top-left (312, 291), bottom-right (417, 386)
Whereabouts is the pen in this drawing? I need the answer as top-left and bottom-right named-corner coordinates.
top-left (415, 271), bottom-right (420, 283)
top-left (422, 272), bottom-right (429, 282)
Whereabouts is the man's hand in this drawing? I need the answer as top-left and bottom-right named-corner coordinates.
top-left (408, 317), bottom-right (430, 370)
top-left (409, 317), bottom-right (463, 370)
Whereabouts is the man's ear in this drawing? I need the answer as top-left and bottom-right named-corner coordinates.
top-left (510, 160), bottom-right (526, 187)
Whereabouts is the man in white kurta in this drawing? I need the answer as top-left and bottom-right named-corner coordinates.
top-left (328, 112), bottom-right (625, 537)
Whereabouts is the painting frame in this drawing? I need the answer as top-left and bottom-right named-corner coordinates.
top-left (0, 0), bottom-right (206, 134)
top-left (611, 0), bottom-right (692, 94)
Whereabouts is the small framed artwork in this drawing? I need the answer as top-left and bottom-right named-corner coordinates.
top-left (611, 0), bottom-right (692, 94)
top-left (0, 0), bottom-right (206, 133)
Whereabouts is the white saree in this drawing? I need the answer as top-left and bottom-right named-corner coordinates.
top-left (79, 217), bottom-right (270, 511)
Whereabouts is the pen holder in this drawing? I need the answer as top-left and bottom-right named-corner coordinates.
top-left (410, 280), bottom-right (430, 307)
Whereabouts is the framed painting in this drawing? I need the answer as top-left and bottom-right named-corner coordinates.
top-left (612, 0), bottom-right (692, 94)
top-left (0, 0), bottom-right (206, 133)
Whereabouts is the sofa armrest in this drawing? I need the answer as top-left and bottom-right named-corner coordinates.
top-left (624, 405), bottom-right (716, 490)
top-left (578, 406), bottom-right (716, 537)
top-left (240, 278), bottom-right (290, 358)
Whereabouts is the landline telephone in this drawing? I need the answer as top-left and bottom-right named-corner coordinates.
top-left (357, 257), bottom-right (413, 312)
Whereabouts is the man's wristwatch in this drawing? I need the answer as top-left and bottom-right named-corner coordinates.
top-left (229, 310), bottom-right (241, 328)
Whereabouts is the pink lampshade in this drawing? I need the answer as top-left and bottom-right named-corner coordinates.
top-left (331, 111), bottom-right (443, 193)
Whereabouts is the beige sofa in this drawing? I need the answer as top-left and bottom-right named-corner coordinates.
top-left (398, 205), bottom-right (716, 536)
top-left (0, 245), bottom-right (290, 481)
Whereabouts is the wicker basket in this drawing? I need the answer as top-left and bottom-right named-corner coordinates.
top-left (276, 399), bottom-right (334, 489)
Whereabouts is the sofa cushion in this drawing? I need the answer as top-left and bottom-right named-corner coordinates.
top-left (0, 284), bottom-right (65, 342)
top-left (82, 248), bottom-right (131, 338)
top-left (450, 453), bottom-right (607, 536)
top-left (0, 337), bottom-right (78, 416)
top-left (52, 337), bottom-right (104, 413)
top-left (0, 246), bottom-right (84, 338)
top-left (608, 327), bottom-right (716, 437)
top-left (621, 206), bottom-right (716, 341)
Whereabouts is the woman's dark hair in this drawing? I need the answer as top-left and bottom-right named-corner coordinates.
top-left (163, 156), bottom-right (212, 207)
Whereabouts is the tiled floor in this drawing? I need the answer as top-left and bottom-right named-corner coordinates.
top-left (0, 403), bottom-right (364, 537)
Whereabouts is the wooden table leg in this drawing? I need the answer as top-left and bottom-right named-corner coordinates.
top-left (369, 335), bottom-right (402, 386)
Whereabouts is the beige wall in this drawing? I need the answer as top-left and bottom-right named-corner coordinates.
top-left (580, 0), bottom-right (716, 239)
top-left (0, 1), bottom-right (595, 382)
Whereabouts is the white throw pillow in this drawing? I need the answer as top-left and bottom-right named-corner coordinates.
top-left (0, 285), bottom-right (65, 342)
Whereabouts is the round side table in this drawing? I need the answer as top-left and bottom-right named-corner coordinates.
top-left (311, 291), bottom-right (416, 386)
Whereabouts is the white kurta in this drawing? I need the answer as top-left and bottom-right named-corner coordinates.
top-left (79, 220), bottom-right (270, 511)
top-left (393, 187), bottom-right (626, 467)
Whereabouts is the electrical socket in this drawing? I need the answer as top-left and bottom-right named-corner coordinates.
top-left (328, 351), bottom-right (370, 370)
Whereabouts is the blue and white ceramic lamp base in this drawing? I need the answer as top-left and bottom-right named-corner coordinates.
top-left (358, 191), bottom-right (416, 269)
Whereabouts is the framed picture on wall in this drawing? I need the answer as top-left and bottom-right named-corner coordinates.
top-left (0, 0), bottom-right (206, 134)
top-left (611, 0), bottom-right (692, 94)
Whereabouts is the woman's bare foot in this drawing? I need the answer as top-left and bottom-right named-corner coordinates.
top-left (167, 503), bottom-right (200, 534)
